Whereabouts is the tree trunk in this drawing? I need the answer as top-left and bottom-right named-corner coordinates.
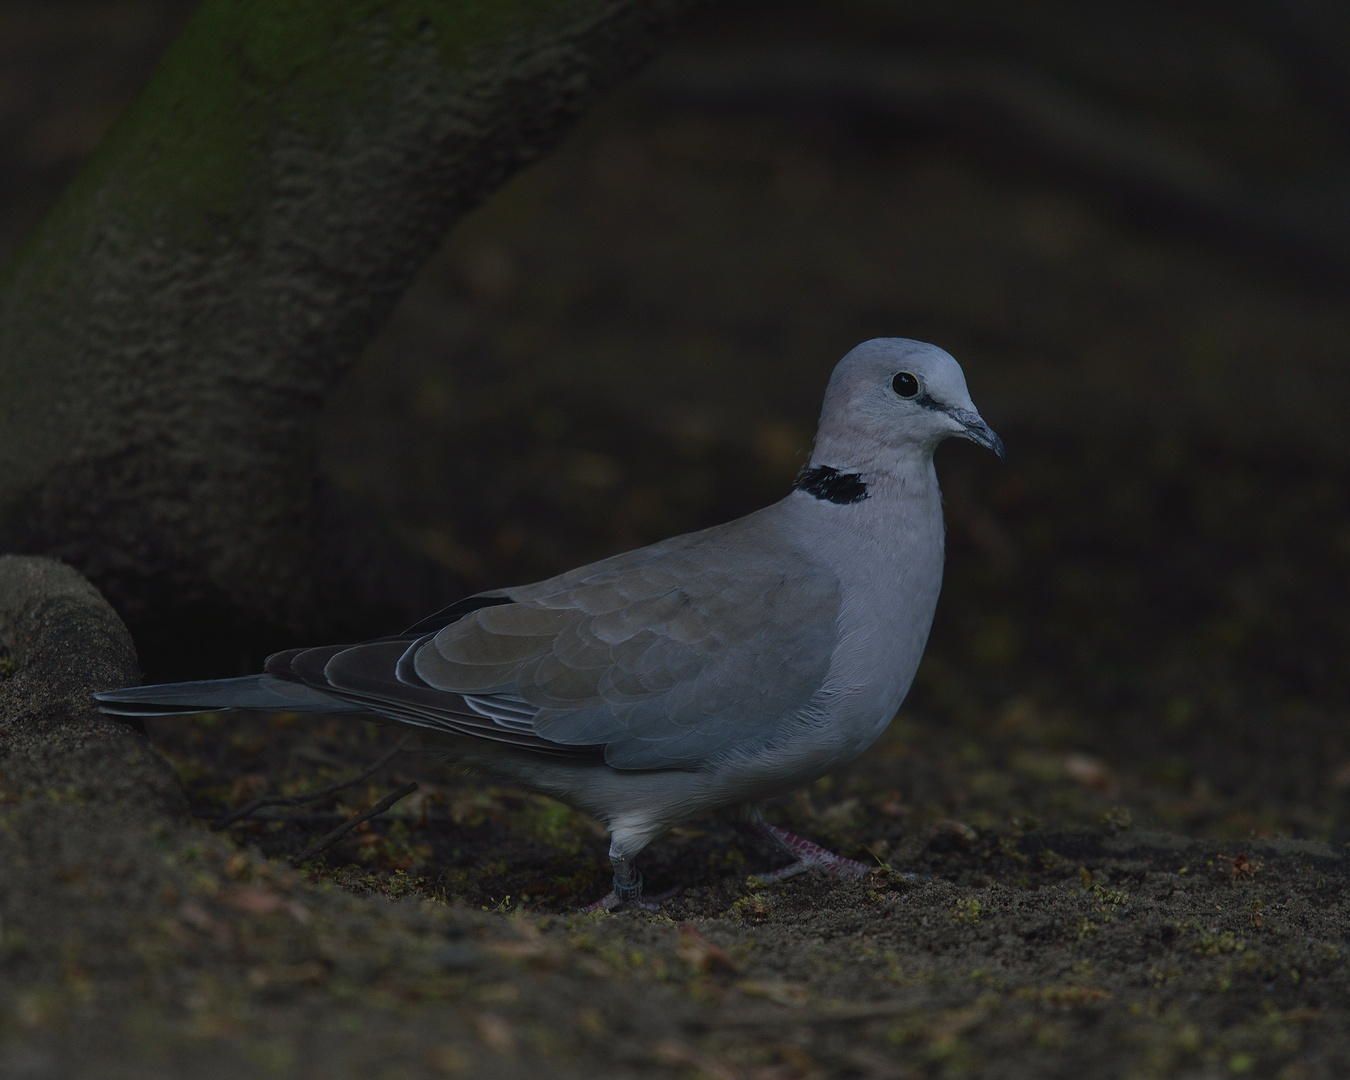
top-left (0, 0), bottom-right (696, 663)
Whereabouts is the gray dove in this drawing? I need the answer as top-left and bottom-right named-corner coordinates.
top-left (97, 338), bottom-right (1004, 909)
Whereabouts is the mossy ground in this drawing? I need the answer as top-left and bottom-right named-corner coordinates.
top-left (3, 706), bottom-right (1332, 1079)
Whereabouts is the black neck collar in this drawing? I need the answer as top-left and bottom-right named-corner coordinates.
top-left (793, 464), bottom-right (869, 505)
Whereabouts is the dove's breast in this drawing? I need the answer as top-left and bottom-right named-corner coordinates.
top-left (785, 459), bottom-right (948, 767)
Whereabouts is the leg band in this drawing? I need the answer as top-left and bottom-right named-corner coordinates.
top-left (613, 868), bottom-right (644, 901)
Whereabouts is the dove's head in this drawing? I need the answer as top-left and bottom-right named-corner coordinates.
top-left (810, 338), bottom-right (1004, 470)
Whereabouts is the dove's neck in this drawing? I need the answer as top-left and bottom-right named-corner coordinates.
top-left (798, 439), bottom-right (942, 514)
top-left (796, 447), bottom-right (945, 595)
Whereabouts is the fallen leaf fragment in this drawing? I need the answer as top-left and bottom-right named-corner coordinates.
top-left (1063, 753), bottom-right (1116, 794)
top-left (654, 1039), bottom-right (740, 1080)
top-left (1016, 984), bottom-right (1112, 1006)
top-left (736, 979), bottom-right (810, 1006)
top-left (176, 902), bottom-right (220, 934)
top-left (224, 886), bottom-right (311, 924)
top-left (472, 1012), bottom-right (516, 1054)
top-left (677, 923), bottom-right (742, 975)
top-left (928, 819), bottom-right (977, 845)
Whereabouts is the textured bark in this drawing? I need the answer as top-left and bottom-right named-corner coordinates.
top-left (0, 0), bottom-right (697, 651)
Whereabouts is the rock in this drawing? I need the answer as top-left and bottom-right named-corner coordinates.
top-left (0, 555), bottom-right (185, 821)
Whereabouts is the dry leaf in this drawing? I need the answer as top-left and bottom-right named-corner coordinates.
top-left (1063, 753), bottom-right (1116, 794)
top-left (677, 923), bottom-right (742, 975)
top-left (929, 819), bottom-right (977, 844)
top-left (224, 887), bottom-right (310, 924)
top-left (654, 1039), bottom-right (740, 1080)
top-left (472, 1012), bottom-right (515, 1054)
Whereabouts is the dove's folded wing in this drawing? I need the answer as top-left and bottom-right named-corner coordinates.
top-left (269, 516), bottom-right (842, 770)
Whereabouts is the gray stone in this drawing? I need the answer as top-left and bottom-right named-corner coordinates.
top-left (0, 555), bottom-right (184, 821)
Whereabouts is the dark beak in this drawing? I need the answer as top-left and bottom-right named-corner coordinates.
top-left (947, 408), bottom-right (1005, 461)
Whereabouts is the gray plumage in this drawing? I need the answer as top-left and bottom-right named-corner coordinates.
top-left (96, 338), bottom-right (1003, 906)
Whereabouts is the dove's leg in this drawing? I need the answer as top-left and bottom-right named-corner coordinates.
top-left (746, 806), bottom-right (873, 881)
top-left (582, 856), bottom-right (658, 912)
top-left (580, 852), bottom-right (680, 913)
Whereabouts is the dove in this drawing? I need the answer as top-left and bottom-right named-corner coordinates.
top-left (97, 338), bottom-right (1004, 909)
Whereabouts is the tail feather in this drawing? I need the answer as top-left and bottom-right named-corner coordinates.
top-left (94, 675), bottom-right (367, 718)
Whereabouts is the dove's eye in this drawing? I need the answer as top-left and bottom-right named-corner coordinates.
top-left (892, 372), bottom-right (919, 398)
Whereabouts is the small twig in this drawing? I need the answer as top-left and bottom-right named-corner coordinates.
top-left (211, 735), bottom-right (410, 831)
top-left (195, 810), bottom-right (352, 825)
top-left (195, 809), bottom-right (452, 825)
top-left (700, 996), bottom-right (928, 1028)
top-left (289, 781), bottom-right (419, 867)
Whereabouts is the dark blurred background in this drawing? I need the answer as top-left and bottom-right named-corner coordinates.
top-left (6, 0), bottom-right (1350, 841)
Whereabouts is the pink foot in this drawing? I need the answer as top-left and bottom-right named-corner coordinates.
top-left (752, 819), bottom-right (873, 881)
top-left (580, 885), bottom-right (678, 913)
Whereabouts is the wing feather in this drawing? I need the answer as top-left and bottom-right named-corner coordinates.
top-left (266, 639), bottom-right (603, 759)
top-left (414, 512), bottom-right (842, 768)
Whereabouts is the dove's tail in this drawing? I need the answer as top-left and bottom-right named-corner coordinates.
top-left (94, 675), bottom-right (368, 718)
